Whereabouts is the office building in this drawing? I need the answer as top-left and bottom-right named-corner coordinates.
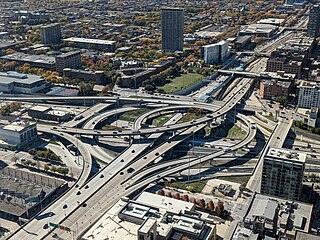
top-left (28, 106), bottom-right (71, 122)
top-left (0, 53), bottom-right (56, 70)
top-left (63, 37), bottom-right (116, 51)
top-left (0, 121), bottom-right (37, 149)
top-left (307, 5), bottom-right (320, 38)
top-left (63, 68), bottom-right (106, 84)
top-left (202, 41), bottom-right (229, 64)
top-left (233, 193), bottom-right (313, 239)
top-left (261, 148), bottom-right (305, 200)
top-left (266, 53), bottom-right (303, 77)
top-left (82, 191), bottom-right (216, 240)
top-left (297, 81), bottom-right (320, 109)
top-left (0, 71), bottom-right (49, 94)
top-left (239, 24), bottom-right (278, 38)
top-left (13, 10), bottom-right (49, 24)
top-left (259, 79), bottom-right (291, 100)
top-left (55, 51), bottom-right (81, 73)
top-left (41, 23), bottom-right (62, 44)
top-left (234, 36), bottom-right (252, 50)
top-left (161, 8), bottom-right (184, 53)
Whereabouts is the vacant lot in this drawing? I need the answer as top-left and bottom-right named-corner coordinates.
top-left (160, 73), bottom-right (203, 93)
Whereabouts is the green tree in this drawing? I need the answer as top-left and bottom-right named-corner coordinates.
top-left (275, 96), bottom-right (288, 107)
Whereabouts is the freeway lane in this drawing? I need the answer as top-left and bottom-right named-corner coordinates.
top-left (46, 79), bottom-right (253, 238)
top-left (8, 78), bottom-right (253, 239)
top-left (9, 114), bottom-right (182, 240)
top-left (43, 79), bottom-right (253, 136)
top-left (52, 113), bottom-right (256, 239)
top-left (43, 113), bottom-right (184, 239)
top-left (8, 127), bottom-right (92, 240)
top-left (247, 117), bottom-right (293, 192)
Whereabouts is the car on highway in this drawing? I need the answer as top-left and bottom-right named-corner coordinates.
top-left (223, 147), bottom-right (231, 152)
top-left (132, 129), bottom-right (140, 133)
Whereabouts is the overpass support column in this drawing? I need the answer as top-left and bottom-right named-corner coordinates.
top-left (93, 135), bottom-right (99, 141)
top-left (207, 120), bottom-right (213, 128)
top-left (172, 131), bottom-right (176, 138)
top-left (116, 96), bottom-right (120, 107)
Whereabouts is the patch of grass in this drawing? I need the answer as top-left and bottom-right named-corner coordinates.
top-left (152, 114), bottom-right (173, 127)
top-left (165, 180), bottom-right (207, 193)
top-left (264, 114), bottom-right (278, 122)
top-left (101, 125), bottom-right (124, 130)
top-left (119, 108), bottom-right (149, 122)
top-left (178, 112), bottom-right (204, 123)
top-left (29, 148), bottom-right (61, 162)
top-left (49, 140), bottom-right (60, 146)
top-left (227, 125), bottom-right (247, 139)
top-left (218, 176), bottom-right (250, 186)
top-left (128, 95), bottom-right (148, 99)
top-left (213, 121), bottom-right (247, 140)
top-left (159, 73), bottom-right (204, 93)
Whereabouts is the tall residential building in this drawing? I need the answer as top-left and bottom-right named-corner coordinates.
top-left (297, 81), bottom-right (320, 109)
top-left (307, 5), bottom-right (320, 38)
top-left (201, 41), bottom-right (229, 64)
top-left (261, 148), bottom-right (305, 200)
top-left (161, 8), bottom-right (184, 53)
top-left (41, 23), bottom-right (62, 44)
top-left (55, 51), bottom-right (81, 73)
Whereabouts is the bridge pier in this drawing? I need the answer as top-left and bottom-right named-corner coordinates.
top-left (172, 130), bottom-right (176, 138)
top-left (93, 135), bottom-right (99, 141)
top-left (115, 97), bottom-right (120, 107)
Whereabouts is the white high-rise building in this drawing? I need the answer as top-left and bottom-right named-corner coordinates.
top-left (297, 81), bottom-right (320, 109)
top-left (201, 41), bottom-right (229, 64)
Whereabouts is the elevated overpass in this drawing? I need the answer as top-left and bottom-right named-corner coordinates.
top-left (247, 117), bottom-right (293, 192)
top-left (8, 78), bottom-right (254, 239)
top-left (47, 79), bottom-right (252, 137)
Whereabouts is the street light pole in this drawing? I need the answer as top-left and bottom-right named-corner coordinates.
top-left (188, 143), bottom-right (191, 189)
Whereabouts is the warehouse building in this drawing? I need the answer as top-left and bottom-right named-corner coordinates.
top-left (0, 71), bottom-right (49, 94)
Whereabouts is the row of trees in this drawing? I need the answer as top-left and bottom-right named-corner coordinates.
top-left (157, 189), bottom-right (229, 219)
top-left (0, 102), bottom-right (22, 116)
top-left (29, 148), bottom-right (62, 162)
top-left (43, 164), bottom-right (69, 175)
top-left (295, 121), bottom-right (320, 135)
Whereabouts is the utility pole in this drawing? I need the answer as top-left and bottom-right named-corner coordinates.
top-left (188, 143), bottom-right (191, 189)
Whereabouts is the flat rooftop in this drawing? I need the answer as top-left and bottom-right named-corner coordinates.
top-left (257, 18), bottom-right (285, 25)
top-left (56, 50), bottom-right (81, 58)
top-left (64, 37), bottom-right (116, 45)
top-left (0, 175), bottom-right (43, 216)
top-left (298, 80), bottom-right (320, 89)
top-left (0, 71), bottom-right (45, 85)
top-left (29, 105), bottom-right (51, 112)
top-left (82, 199), bottom-right (138, 240)
top-left (0, 53), bottom-right (55, 64)
top-left (136, 191), bottom-right (194, 213)
top-left (1, 121), bottom-right (35, 132)
top-left (0, 41), bottom-right (25, 50)
top-left (83, 192), bottom-right (214, 240)
top-left (266, 147), bottom-right (306, 163)
top-left (246, 193), bottom-right (313, 235)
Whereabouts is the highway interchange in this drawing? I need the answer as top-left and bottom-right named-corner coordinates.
top-left (3, 77), bottom-right (262, 239)
top-left (3, 14), bottom-right (315, 239)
